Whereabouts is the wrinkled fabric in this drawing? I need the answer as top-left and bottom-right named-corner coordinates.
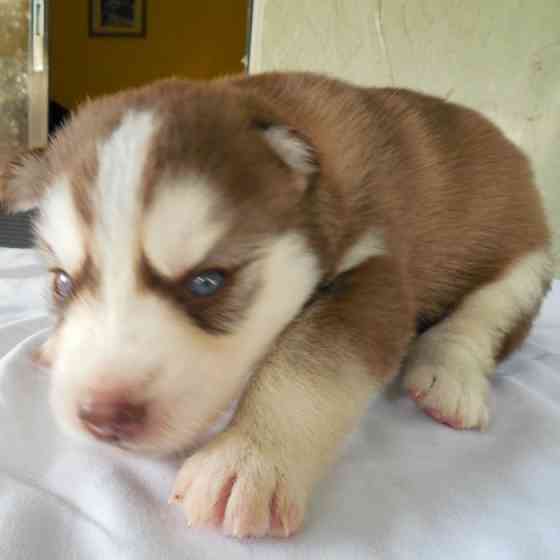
top-left (0, 248), bottom-right (559, 559)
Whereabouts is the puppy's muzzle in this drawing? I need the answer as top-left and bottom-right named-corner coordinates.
top-left (78, 394), bottom-right (147, 442)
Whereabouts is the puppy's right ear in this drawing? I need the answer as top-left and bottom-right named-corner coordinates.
top-left (0, 147), bottom-right (48, 213)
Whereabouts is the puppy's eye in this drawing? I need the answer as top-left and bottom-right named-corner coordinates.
top-left (53, 270), bottom-right (74, 300)
top-left (188, 270), bottom-right (225, 297)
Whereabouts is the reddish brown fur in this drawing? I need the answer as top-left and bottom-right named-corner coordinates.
top-left (226, 73), bottom-right (550, 317)
top-left (0, 72), bottom-right (551, 372)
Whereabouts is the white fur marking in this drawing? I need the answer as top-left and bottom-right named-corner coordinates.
top-left (337, 230), bottom-right (386, 274)
top-left (37, 176), bottom-right (85, 272)
top-left (233, 233), bottom-right (320, 348)
top-left (411, 248), bottom-right (552, 372)
top-left (263, 126), bottom-right (316, 175)
top-left (97, 110), bottom-right (157, 234)
top-left (442, 247), bottom-right (552, 367)
top-left (143, 177), bottom-right (227, 277)
top-left (95, 110), bottom-right (157, 302)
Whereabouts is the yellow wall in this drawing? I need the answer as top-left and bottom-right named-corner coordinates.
top-left (50, 1), bottom-right (247, 110)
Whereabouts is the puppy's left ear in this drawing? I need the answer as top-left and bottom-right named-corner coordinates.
top-left (0, 147), bottom-right (48, 213)
top-left (258, 123), bottom-right (318, 188)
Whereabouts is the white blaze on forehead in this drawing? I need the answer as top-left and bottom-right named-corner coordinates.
top-left (143, 176), bottom-right (228, 277)
top-left (97, 110), bottom-right (157, 233)
top-left (37, 175), bottom-right (85, 272)
top-left (94, 110), bottom-right (158, 297)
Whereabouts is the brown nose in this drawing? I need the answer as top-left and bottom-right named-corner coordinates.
top-left (78, 398), bottom-right (147, 442)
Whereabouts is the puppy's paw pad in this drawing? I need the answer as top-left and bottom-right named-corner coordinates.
top-left (404, 366), bottom-right (490, 430)
top-left (172, 435), bottom-right (305, 538)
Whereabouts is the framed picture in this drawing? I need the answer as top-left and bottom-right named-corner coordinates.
top-left (89, 0), bottom-right (147, 37)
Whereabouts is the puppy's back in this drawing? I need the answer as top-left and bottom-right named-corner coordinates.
top-left (227, 72), bottom-right (551, 319)
top-left (372, 86), bottom-right (551, 315)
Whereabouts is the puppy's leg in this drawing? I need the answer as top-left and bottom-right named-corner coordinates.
top-left (172, 259), bottom-right (412, 538)
top-left (404, 248), bottom-right (552, 430)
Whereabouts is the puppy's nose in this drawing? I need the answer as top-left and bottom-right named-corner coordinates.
top-left (78, 398), bottom-right (147, 442)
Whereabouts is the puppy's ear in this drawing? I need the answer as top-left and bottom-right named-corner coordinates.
top-left (258, 123), bottom-right (318, 184)
top-left (0, 147), bottom-right (48, 213)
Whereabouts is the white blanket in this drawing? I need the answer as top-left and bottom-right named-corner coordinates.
top-left (1, 248), bottom-right (559, 559)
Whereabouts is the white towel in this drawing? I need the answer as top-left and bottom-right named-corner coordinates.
top-left (1, 248), bottom-right (559, 559)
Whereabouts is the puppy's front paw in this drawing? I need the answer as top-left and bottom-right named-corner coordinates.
top-left (404, 364), bottom-right (490, 430)
top-left (171, 433), bottom-right (306, 538)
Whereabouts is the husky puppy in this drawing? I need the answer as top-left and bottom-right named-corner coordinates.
top-left (0, 73), bottom-right (552, 538)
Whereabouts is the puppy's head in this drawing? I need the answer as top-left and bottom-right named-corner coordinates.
top-left (0, 80), bottom-right (321, 454)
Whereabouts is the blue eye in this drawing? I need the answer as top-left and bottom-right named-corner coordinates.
top-left (188, 270), bottom-right (225, 297)
top-left (53, 270), bottom-right (74, 300)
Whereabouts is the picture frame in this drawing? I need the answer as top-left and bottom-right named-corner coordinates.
top-left (89, 0), bottom-right (147, 38)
